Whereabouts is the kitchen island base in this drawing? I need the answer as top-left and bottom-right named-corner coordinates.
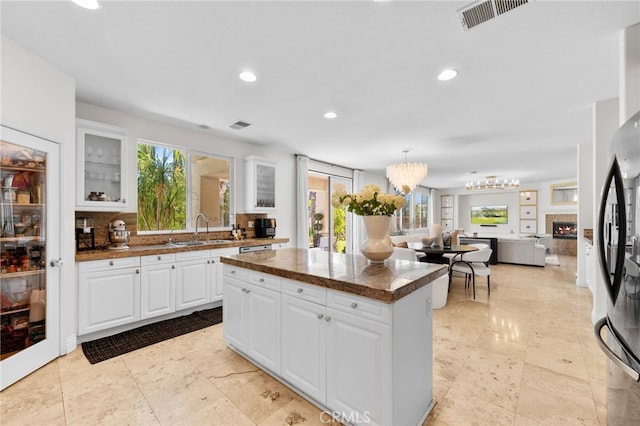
top-left (221, 249), bottom-right (444, 426)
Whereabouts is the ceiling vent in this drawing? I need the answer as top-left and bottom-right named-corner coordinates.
top-left (229, 120), bottom-right (252, 130)
top-left (457, 0), bottom-right (532, 31)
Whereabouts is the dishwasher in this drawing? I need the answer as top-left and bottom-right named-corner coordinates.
top-left (239, 244), bottom-right (272, 254)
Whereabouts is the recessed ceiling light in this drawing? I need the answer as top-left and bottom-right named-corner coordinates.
top-left (71, 0), bottom-right (100, 10)
top-left (324, 111), bottom-right (338, 119)
top-left (437, 69), bottom-right (458, 81)
top-left (239, 71), bottom-right (257, 82)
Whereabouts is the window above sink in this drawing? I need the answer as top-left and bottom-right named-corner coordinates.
top-left (137, 140), bottom-right (234, 235)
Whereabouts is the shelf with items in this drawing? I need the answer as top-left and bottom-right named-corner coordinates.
top-left (245, 155), bottom-right (276, 212)
top-left (440, 194), bottom-right (454, 232)
top-left (519, 190), bottom-right (538, 234)
top-left (76, 119), bottom-right (128, 210)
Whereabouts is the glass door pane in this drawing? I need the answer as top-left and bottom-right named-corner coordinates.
top-left (308, 172), bottom-right (352, 254)
top-left (1, 126), bottom-right (59, 391)
top-left (1, 140), bottom-right (48, 360)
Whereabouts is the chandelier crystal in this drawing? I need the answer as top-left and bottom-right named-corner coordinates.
top-left (465, 175), bottom-right (520, 191)
top-left (386, 150), bottom-right (428, 192)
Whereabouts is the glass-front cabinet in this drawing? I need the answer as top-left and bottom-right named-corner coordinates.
top-left (245, 155), bottom-right (276, 213)
top-left (1, 126), bottom-right (59, 390)
top-left (76, 119), bottom-right (128, 211)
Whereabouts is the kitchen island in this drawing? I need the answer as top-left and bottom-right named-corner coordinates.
top-left (221, 248), bottom-right (447, 426)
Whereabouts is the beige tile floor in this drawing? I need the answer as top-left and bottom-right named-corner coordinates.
top-left (1, 255), bottom-right (606, 426)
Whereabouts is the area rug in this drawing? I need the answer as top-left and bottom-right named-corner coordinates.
top-left (545, 254), bottom-right (561, 266)
top-left (81, 306), bottom-right (222, 364)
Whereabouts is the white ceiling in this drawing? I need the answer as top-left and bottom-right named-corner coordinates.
top-left (2, 0), bottom-right (639, 189)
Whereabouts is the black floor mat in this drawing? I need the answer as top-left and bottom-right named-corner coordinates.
top-left (81, 306), bottom-right (222, 364)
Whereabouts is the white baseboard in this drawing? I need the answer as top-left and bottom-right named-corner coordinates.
top-left (64, 334), bottom-right (77, 355)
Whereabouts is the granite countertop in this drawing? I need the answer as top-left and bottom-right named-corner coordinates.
top-left (221, 248), bottom-right (447, 303)
top-left (75, 238), bottom-right (290, 262)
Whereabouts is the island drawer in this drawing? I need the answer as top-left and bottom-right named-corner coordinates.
top-left (223, 264), bottom-right (247, 281)
top-left (247, 270), bottom-right (281, 292)
top-left (282, 279), bottom-right (326, 305)
top-left (327, 289), bottom-right (392, 324)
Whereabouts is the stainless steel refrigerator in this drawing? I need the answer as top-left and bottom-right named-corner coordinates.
top-left (595, 110), bottom-right (640, 425)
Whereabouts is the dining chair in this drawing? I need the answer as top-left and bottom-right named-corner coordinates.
top-left (448, 248), bottom-right (492, 299)
top-left (390, 246), bottom-right (420, 261)
top-left (443, 243), bottom-right (489, 266)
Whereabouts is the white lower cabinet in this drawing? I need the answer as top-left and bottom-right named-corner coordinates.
top-left (140, 254), bottom-right (176, 320)
top-left (223, 265), bottom-right (281, 374)
top-left (325, 306), bottom-right (391, 425)
top-left (78, 257), bottom-right (141, 335)
top-left (211, 248), bottom-right (238, 302)
top-left (175, 250), bottom-right (211, 310)
top-left (281, 294), bottom-right (326, 402)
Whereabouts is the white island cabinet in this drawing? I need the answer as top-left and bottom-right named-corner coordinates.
top-left (223, 265), bottom-right (282, 374)
top-left (222, 248), bottom-right (444, 426)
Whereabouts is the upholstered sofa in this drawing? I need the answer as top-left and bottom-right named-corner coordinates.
top-left (497, 238), bottom-right (546, 267)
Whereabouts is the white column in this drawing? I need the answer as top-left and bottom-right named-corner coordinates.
top-left (620, 22), bottom-right (640, 122)
top-left (592, 98), bottom-right (619, 323)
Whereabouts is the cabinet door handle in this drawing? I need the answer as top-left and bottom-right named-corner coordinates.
top-left (351, 302), bottom-right (358, 309)
top-left (245, 289), bottom-right (251, 294)
top-left (136, 269), bottom-right (140, 274)
top-left (317, 314), bottom-right (324, 319)
top-left (297, 288), bottom-right (303, 293)
top-left (259, 278), bottom-right (265, 283)
top-left (207, 260), bottom-right (210, 264)
top-left (231, 270), bottom-right (236, 274)
top-left (171, 265), bottom-right (175, 269)
top-left (325, 316), bottom-right (331, 322)
top-left (157, 256), bottom-right (161, 261)
top-left (109, 260), bottom-right (114, 266)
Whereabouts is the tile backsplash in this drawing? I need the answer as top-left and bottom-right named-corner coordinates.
top-left (74, 212), bottom-right (269, 250)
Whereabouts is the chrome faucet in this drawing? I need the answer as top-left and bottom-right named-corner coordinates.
top-left (194, 213), bottom-right (209, 242)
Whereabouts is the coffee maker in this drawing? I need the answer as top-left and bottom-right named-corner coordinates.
top-left (254, 218), bottom-right (276, 238)
top-left (75, 218), bottom-right (96, 251)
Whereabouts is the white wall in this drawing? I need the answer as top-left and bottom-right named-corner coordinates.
top-left (436, 179), bottom-right (578, 238)
top-left (1, 35), bottom-right (77, 354)
top-left (75, 102), bottom-right (297, 241)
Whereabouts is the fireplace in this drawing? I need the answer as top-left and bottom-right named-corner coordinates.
top-left (553, 221), bottom-right (577, 239)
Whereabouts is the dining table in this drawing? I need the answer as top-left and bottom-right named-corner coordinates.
top-left (407, 242), bottom-right (478, 264)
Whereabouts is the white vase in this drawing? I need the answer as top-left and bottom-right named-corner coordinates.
top-left (361, 215), bottom-right (394, 263)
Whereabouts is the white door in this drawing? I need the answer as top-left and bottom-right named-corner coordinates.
top-left (175, 258), bottom-right (210, 310)
top-left (281, 295), bottom-right (326, 402)
top-left (1, 126), bottom-right (60, 390)
top-left (140, 260), bottom-right (176, 320)
top-left (78, 267), bottom-right (141, 335)
top-left (247, 284), bottom-right (281, 374)
top-left (222, 278), bottom-right (247, 351)
top-left (326, 308), bottom-right (392, 426)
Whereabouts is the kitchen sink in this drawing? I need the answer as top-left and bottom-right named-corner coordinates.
top-left (170, 241), bottom-right (206, 246)
top-left (168, 240), bottom-right (231, 247)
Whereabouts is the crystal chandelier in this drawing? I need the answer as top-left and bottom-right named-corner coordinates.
top-left (465, 175), bottom-right (520, 191)
top-left (386, 150), bottom-right (428, 192)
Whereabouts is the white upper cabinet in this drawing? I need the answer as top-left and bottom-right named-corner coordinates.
top-left (76, 119), bottom-right (129, 211)
top-left (244, 155), bottom-right (276, 213)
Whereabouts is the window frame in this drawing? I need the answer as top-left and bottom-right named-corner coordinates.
top-left (136, 138), bottom-right (235, 235)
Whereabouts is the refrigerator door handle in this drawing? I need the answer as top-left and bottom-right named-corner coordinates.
top-left (597, 156), bottom-right (627, 304)
top-left (594, 317), bottom-right (640, 382)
